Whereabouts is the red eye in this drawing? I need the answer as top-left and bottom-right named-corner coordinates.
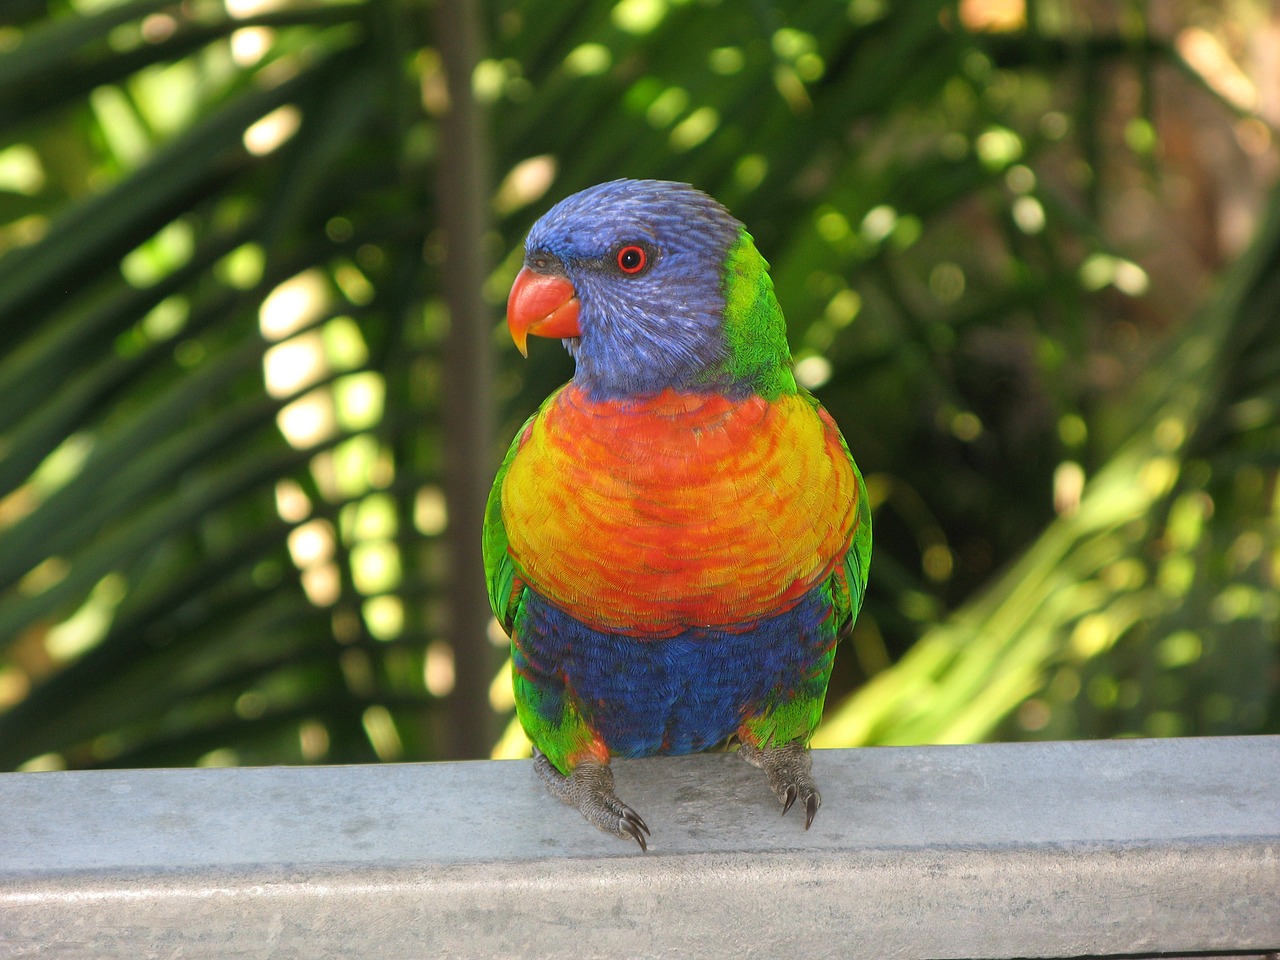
top-left (616, 245), bottom-right (647, 274)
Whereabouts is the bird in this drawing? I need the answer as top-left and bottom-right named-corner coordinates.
top-left (483, 179), bottom-right (871, 850)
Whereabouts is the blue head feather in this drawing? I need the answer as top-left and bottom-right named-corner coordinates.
top-left (522, 179), bottom-right (745, 399)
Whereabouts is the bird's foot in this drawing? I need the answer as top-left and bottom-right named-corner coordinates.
top-left (534, 748), bottom-right (651, 851)
top-left (738, 740), bottom-right (821, 829)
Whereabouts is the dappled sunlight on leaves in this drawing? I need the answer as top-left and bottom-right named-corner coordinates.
top-left (0, 0), bottom-right (1276, 773)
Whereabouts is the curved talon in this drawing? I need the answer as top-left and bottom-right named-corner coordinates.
top-left (781, 783), bottom-right (798, 816)
top-left (624, 807), bottom-right (651, 837)
top-left (533, 748), bottom-right (651, 851)
top-left (740, 740), bottom-right (823, 830)
top-left (620, 818), bottom-right (648, 852)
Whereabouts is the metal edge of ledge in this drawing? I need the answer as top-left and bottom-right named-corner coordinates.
top-left (1, 736), bottom-right (1278, 959)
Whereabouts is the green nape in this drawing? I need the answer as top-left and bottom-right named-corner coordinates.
top-left (712, 228), bottom-right (797, 400)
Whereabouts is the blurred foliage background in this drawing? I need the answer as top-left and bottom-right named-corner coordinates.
top-left (0, 0), bottom-right (1276, 773)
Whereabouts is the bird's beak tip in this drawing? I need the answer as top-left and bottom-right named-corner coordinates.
top-left (507, 267), bottom-right (581, 356)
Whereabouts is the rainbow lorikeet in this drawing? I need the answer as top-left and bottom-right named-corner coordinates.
top-left (484, 179), bottom-right (871, 850)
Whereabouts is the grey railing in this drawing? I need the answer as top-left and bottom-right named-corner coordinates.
top-left (2, 736), bottom-right (1278, 958)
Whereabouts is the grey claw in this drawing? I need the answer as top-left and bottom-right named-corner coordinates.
top-left (804, 792), bottom-right (819, 830)
top-left (782, 783), bottom-right (798, 816)
top-left (624, 807), bottom-right (651, 837)
top-left (740, 740), bottom-right (823, 829)
top-left (620, 818), bottom-right (648, 852)
top-left (533, 749), bottom-right (652, 850)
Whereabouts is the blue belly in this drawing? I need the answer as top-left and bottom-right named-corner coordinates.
top-left (512, 587), bottom-right (837, 758)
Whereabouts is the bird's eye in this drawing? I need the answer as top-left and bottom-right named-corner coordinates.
top-left (616, 245), bottom-right (648, 275)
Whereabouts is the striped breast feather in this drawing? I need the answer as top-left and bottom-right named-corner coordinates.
top-left (495, 384), bottom-right (864, 637)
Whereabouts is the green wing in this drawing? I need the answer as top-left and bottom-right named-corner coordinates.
top-left (799, 388), bottom-right (872, 638)
top-left (840, 460), bottom-right (873, 635)
top-left (482, 408), bottom-right (539, 635)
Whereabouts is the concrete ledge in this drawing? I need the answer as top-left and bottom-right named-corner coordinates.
top-left (2, 737), bottom-right (1278, 958)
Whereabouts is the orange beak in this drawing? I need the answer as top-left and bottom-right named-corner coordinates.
top-left (506, 267), bottom-right (581, 357)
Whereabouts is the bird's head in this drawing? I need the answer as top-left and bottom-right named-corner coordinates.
top-left (507, 179), bottom-right (794, 400)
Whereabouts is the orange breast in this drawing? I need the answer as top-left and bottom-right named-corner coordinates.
top-left (501, 385), bottom-right (857, 636)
